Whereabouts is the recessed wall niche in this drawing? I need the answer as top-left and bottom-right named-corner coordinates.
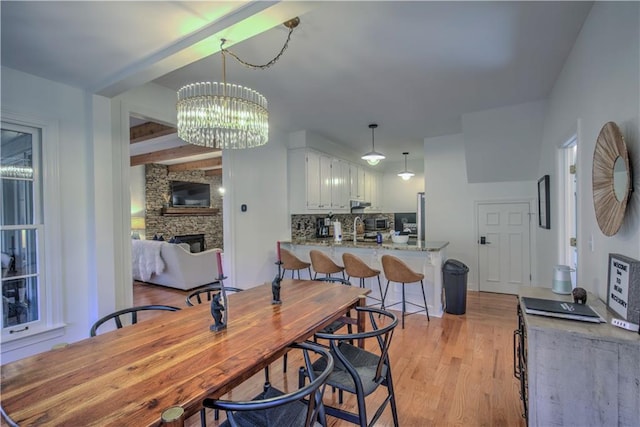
top-left (145, 164), bottom-right (223, 250)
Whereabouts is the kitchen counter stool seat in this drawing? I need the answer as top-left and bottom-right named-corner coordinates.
top-left (381, 254), bottom-right (430, 329)
top-left (342, 252), bottom-right (384, 307)
top-left (310, 250), bottom-right (345, 279)
top-left (280, 248), bottom-right (312, 279)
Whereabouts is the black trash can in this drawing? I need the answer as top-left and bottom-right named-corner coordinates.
top-left (443, 259), bottom-right (469, 315)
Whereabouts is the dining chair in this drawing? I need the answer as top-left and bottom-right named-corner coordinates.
top-left (309, 250), bottom-right (345, 279)
top-left (89, 305), bottom-right (181, 336)
top-left (203, 342), bottom-right (334, 427)
top-left (278, 277), bottom-right (351, 376)
top-left (299, 307), bottom-right (399, 427)
top-left (315, 277), bottom-right (354, 335)
top-left (185, 285), bottom-right (243, 306)
top-left (1, 405), bottom-right (18, 427)
top-left (280, 248), bottom-right (312, 279)
top-left (381, 254), bottom-right (430, 329)
top-left (342, 252), bottom-right (384, 307)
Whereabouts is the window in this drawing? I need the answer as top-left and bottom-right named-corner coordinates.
top-left (1, 122), bottom-right (43, 334)
top-left (1, 113), bottom-right (63, 346)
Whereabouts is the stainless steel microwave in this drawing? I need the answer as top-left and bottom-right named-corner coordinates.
top-left (364, 217), bottom-right (389, 231)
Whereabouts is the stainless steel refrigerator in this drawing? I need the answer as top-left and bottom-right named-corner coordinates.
top-left (417, 192), bottom-right (425, 241)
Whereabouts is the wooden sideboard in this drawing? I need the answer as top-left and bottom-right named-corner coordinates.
top-left (515, 287), bottom-right (640, 426)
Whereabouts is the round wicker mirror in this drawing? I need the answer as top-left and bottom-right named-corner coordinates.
top-left (592, 121), bottom-right (632, 236)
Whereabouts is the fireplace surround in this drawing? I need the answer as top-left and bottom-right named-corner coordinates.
top-left (175, 234), bottom-right (206, 253)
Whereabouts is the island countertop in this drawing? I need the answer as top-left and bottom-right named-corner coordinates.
top-left (282, 239), bottom-right (449, 252)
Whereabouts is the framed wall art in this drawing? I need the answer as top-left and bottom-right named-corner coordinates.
top-left (538, 175), bottom-right (550, 229)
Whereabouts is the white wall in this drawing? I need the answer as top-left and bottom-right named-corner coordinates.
top-left (223, 128), bottom-right (290, 288)
top-left (1, 67), bottom-right (114, 362)
top-left (463, 100), bottom-right (546, 183)
top-left (424, 132), bottom-right (536, 291)
top-left (537, 2), bottom-right (640, 298)
top-left (130, 165), bottom-right (145, 216)
top-left (381, 158), bottom-right (424, 212)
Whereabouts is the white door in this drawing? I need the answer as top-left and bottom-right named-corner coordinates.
top-left (478, 202), bottom-right (531, 294)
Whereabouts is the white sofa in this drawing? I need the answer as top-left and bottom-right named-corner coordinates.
top-left (132, 240), bottom-right (222, 290)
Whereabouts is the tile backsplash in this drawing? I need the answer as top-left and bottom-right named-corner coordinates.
top-left (291, 213), bottom-right (394, 240)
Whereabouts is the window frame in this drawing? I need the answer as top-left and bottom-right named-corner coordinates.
top-left (1, 110), bottom-right (64, 349)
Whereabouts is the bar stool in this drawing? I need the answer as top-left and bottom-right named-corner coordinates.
top-left (280, 248), bottom-right (312, 279)
top-left (342, 252), bottom-right (384, 306)
top-left (381, 254), bottom-right (430, 328)
top-left (309, 250), bottom-right (345, 279)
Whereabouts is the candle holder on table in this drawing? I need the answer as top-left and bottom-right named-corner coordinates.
top-left (210, 273), bottom-right (228, 332)
top-left (272, 261), bottom-right (283, 305)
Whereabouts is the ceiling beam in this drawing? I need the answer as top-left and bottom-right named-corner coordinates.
top-left (205, 169), bottom-right (223, 177)
top-left (167, 157), bottom-right (222, 172)
top-left (93, 2), bottom-right (317, 97)
top-left (130, 122), bottom-right (176, 143)
top-left (130, 145), bottom-right (220, 166)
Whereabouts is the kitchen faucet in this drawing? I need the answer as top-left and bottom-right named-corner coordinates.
top-left (353, 216), bottom-right (362, 243)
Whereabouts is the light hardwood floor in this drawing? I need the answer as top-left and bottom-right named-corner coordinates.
top-left (134, 282), bottom-right (526, 427)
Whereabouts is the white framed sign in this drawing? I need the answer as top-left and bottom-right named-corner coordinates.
top-left (607, 253), bottom-right (640, 324)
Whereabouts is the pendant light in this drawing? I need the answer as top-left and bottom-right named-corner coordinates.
top-left (361, 124), bottom-right (385, 166)
top-left (398, 152), bottom-right (415, 180)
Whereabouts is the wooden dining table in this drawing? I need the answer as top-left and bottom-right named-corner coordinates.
top-left (1, 279), bottom-right (369, 426)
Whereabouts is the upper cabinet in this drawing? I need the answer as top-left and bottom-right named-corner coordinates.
top-left (331, 158), bottom-right (350, 210)
top-left (349, 164), bottom-right (366, 201)
top-left (364, 170), bottom-right (382, 212)
top-left (288, 148), bottom-right (382, 214)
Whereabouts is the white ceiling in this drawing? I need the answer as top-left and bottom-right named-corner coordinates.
top-left (1, 1), bottom-right (593, 162)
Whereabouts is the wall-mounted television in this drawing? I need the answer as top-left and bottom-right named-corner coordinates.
top-left (170, 181), bottom-right (210, 207)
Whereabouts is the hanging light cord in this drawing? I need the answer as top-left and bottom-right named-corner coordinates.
top-left (220, 17), bottom-right (299, 70)
top-left (371, 127), bottom-right (376, 150)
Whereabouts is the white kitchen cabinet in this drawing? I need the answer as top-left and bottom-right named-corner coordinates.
top-left (331, 158), bottom-right (350, 210)
top-left (305, 149), bottom-right (321, 209)
top-left (349, 163), bottom-right (365, 201)
top-left (288, 148), bottom-right (349, 214)
top-left (318, 153), bottom-right (332, 209)
top-left (358, 167), bottom-right (365, 201)
top-left (364, 170), bottom-right (382, 212)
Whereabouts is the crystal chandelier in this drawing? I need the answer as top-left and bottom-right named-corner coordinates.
top-left (397, 152), bottom-right (415, 180)
top-left (177, 18), bottom-right (300, 149)
top-left (0, 165), bottom-right (33, 179)
top-left (361, 124), bottom-right (385, 166)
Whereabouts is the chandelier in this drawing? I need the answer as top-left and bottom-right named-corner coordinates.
top-left (361, 124), bottom-right (385, 166)
top-left (397, 152), bottom-right (415, 180)
top-left (177, 18), bottom-right (300, 149)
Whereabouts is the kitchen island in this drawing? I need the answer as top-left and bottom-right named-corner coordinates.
top-left (281, 239), bottom-right (449, 317)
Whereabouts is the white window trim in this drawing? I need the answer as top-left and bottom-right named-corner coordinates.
top-left (1, 110), bottom-right (65, 350)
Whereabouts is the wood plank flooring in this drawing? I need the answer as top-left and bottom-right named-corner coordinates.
top-left (134, 282), bottom-right (526, 427)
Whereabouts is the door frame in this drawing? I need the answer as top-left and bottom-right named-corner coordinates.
top-left (473, 198), bottom-right (537, 291)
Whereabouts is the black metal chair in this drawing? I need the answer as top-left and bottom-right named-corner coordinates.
top-left (203, 342), bottom-right (334, 427)
top-left (315, 277), bottom-right (354, 335)
top-left (186, 285), bottom-right (244, 306)
top-left (89, 305), bottom-right (180, 337)
top-left (299, 307), bottom-right (399, 427)
top-left (278, 277), bottom-right (353, 378)
top-left (1, 405), bottom-right (18, 427)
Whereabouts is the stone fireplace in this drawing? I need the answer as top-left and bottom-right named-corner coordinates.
top-left (175, 233), bottom-right (206, 253)
top-left (144, 164), bottom-right (223, 250)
